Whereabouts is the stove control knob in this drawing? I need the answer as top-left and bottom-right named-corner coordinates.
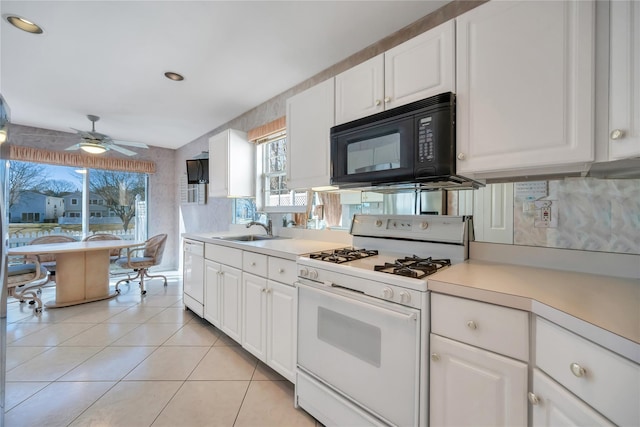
top-left (308, 270), bottom-right (318, 280)
top-left (419, 221), bottom-right (429, 230)
top-left (382, 287), bottom-right (394, 299)
top-left (399, 291), bottom-right (411, 304)
top-left (299, 267), bottom-right (309, 277)
top-left (375, 219), bottom-right (383, 227)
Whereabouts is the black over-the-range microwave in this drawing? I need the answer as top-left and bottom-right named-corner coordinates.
top-left (330, 92), bottom-right (463, 188)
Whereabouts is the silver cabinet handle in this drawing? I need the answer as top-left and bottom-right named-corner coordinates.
top-left (467, 320), bottom-right (478, 330)
top-left (527, 392), bottom-right (540, 405)
top-left (570, 362), bottom-right (586, 377)
top-left (431, 353), bottom-right (440, 362)
top-left (610, 129), bottom-right (625, 140)
top-left (457, 153), bottom-right (466, 160)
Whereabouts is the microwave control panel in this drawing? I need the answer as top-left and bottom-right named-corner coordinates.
top-left (417, 116), bottom-right (434, 164)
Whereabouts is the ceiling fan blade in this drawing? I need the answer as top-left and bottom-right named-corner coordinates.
top-left (65, 143), bottom-right (81, 151)
top-left (112, 139), bottom-right (149, 148)
top-left (71, 128), bottom-right (95, 139)
top-left (107, 143), bottom-right (137, 156)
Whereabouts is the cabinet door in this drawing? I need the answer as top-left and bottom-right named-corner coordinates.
top-left (267, 280), bottom-right (297, 383)
top-left (242, 272), bottom-right (267, 361)
top-left (208, 130), bottom-right (229, 197)
top-left (183, 246), bottom-right (204, 305)
top-left (220, 264), bottom-right (242, 343)
top-left (609, 0), bottom-right (640, 159)
top-left (430, 334), bottom-right (528, 427)
top-left (204, 260), bottom-right (221, 327)
top-left (530, 369), bottom-right (614, 427)
top-left (286, 78), bottom-right (335, 189)
top-left (472, 183), bottom-right (514, 244)
top-left (335, 55), bottom-right (384, 124)
top-left (456, 1), bottom-right (595, 176)
top-left (385, 20), bottom-right (455, 110)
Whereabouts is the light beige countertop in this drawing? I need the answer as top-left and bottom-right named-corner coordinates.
top-left (429, 260), bottom-right (640, 362)
top-left (182, 233), bottom-right (348, 261)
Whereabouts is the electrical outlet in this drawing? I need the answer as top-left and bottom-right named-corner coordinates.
top-left (534, 201), bottom-right (558, 228)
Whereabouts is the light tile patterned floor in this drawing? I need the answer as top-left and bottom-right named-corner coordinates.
top-left (4, 271), bottom-right (319, 427)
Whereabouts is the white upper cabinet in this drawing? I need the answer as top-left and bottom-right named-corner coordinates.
top-left (286, 77), bottom-right (335, 190)
top-left (456, 1), bottom-right (596, 178)
top-left (335, 20), bottom-right (455, 125)
top-left (608, 0), bottom-right (640, 159)
top-left (208, 129), bottom-right (255, 198)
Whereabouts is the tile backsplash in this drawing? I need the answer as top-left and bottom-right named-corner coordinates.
top-left (513, 178), bottom-right (640, 255)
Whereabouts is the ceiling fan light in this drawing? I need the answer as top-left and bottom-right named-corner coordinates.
top-left (164, 71), bottom-right (184, 81)
top-left (80, 141), bottom-right (107, 154)
top-left (6, 15), bottom-right (43, 34)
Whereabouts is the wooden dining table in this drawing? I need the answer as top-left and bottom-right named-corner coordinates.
top-left (9, 239), bottom-right (144, 308)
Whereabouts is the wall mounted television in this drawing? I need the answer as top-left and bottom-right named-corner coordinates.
top-left (186, 159), bottom-right (209, 184)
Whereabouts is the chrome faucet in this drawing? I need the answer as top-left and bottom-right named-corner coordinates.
top-left (246, 219), bottom-right (273, 237)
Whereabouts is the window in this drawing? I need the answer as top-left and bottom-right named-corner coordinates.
top-left (71, 198), bottom-right (78, 205)
top-left (257, 135), bottom-right (307, 212)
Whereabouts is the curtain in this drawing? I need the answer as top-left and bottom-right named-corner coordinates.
top-left (247, 116), bottom-right (286, 143)
top-left (8, 145), bottom-right (156, 174)
top-left (320, 192), bottom-right (342, 228)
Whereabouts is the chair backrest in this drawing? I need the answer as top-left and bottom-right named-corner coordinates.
top-left (83, 233), bottom-right (123, 257)
top-left (28, 235), bottom-right (77, 263)
top-left (143, 234), bottom-right (167, 265)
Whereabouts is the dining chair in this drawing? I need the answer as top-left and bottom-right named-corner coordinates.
top-left (82, 233), bottom-right (124, 262)
top-left (27, 235), bottom-right (77, 278)
top-left (7, 255), bottom-right (50, 314)
top-left (114, 233), bottom-right (168, 295)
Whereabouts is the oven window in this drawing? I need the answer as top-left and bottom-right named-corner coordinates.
top-left (346, 133), bottom-right (401, 175)
top-left (317, 307), bottom-right (381, 367)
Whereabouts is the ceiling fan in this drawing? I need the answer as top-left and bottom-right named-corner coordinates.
top-left (65, 115), bottom-right (149, 156)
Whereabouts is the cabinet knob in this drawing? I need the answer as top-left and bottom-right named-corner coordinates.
top-left (457, 153), bottom-right (466, 161)
top-left (431, 353), bottom-right (440, 362)
top-left (527, 392), bottom-right (540, 405)
top-left (610, 129), bottom-right (625, 140)
top-left (261, 288), bottom-right (266, 293)
top-left (278, 268), bottom-right (285, 274)
top-left (266, 288), bottom-right (272, 294)
top-left (570, 362), bottom-right (586, 378)
top-left (251, 262), bottom-right (256, 266)
top-left (384, 96), bottom-right (391, 104)
top-left (375, 99), bottom-right (381, 106)
top-left (466, 320), bottom-right (478, 330)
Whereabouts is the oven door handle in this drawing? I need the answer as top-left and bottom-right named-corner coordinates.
top-left (297, 279), bottom-right (419, 323)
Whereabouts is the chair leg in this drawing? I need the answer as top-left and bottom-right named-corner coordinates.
top-left (10, 286), bottom-right (43, 314)
top-left (143, 269), bottom-right (168, 286)
top-left (115, 269), bottom-right (143, 294)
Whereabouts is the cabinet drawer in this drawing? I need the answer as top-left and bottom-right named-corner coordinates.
top-left (204, 244), bottom-right (242, 269)
top-left (431, 293), bottom-right (529, 361)
top-left (243, 251), bottom-right (268, 277)
top-left (268, 257), bottom-right (296, 285)
top-left (535, 317), bottom-right (639, 427)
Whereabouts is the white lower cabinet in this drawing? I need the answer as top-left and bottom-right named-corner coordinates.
top-left (529, 369), bottom-right (614, 427)
top-left (242, 256), bottom-right (297, 383)
top-left (203, 259), bottom-right (221, 327)
top-left (430, 334), bottom-right (528, 427)
top-left (219, 264), bottom-right (242, 343)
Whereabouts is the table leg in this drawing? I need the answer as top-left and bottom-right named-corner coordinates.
top-left (45, 250), bottom-right (116, 308)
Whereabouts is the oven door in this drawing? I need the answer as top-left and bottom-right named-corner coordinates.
top-left (297, 281), bottom-right (421, 427)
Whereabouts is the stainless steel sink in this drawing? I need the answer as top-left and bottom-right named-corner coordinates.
top-left (217, 235), bottom-right (287, 242)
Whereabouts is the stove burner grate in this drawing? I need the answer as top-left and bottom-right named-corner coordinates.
top-left (309, 248), bottom-right (379, 264)
top-left (374, 256), bottom-right (451, 279)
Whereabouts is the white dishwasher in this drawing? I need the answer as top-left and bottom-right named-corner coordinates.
top-left (183, 239), bottom-right (204, 317)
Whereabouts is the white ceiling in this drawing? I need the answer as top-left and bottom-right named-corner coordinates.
top-left (0, 1), bottom-right (447, 151)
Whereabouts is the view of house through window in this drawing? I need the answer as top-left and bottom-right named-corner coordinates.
top-left (6, 160), bottom-right (148, 246)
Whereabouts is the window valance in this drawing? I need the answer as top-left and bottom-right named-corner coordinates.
top-left (247, 116), bottom-right (286, 143)
top-left (7, 145), bottom-right (156, 174)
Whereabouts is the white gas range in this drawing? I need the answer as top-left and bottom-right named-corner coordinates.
top-left (295, 214), bottom-right (471, 427)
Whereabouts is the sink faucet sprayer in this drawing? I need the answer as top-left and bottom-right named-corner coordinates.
top-left (246, 219), bottom-right (273, 237)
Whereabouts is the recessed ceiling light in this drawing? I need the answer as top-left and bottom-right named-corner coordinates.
top-left (164, 72), bottom-right (184, 81)
top-left (6, 15), bottom-right (43, 34)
